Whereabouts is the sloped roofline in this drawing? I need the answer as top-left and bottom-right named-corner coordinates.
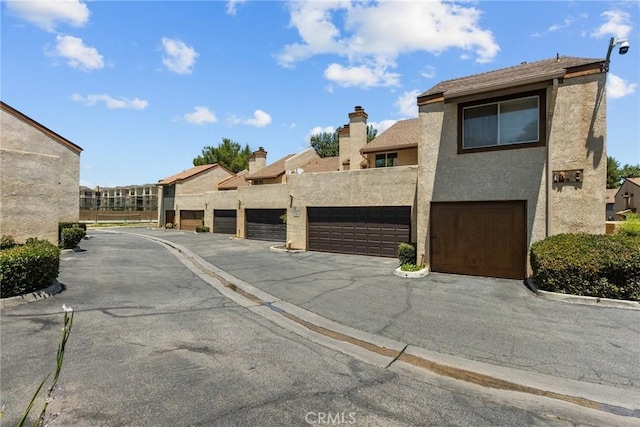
top-left (1, 101), bottom-right (83, 154)
top-left (417, 56), bottom-right (604, 104)
top-left (158, 163), bottom-right (234, 185)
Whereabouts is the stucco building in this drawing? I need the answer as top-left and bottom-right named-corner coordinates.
top-left (1, 101), bottom-right (82, 244)
top-left (160, 55), bottom-right (607, 280)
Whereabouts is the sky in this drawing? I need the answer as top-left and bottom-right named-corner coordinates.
top-left (1, 0), bottom-right (639, 188)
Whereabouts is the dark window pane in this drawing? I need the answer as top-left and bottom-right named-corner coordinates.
top-left (463, 104), bottom-right (498, 148)
top-left (499, 97), bottom-right (538, 144)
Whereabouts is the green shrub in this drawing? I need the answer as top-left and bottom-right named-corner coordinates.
top-left (58, 222), bottom-right (86, 244)
top-left (195, 225), bottom-right (210, 233)
top-left (400, 263), bottom-right (422, 272)
top-left (0, 239), bottom-right (60, 298)
top-left (619, 213), bottom-right (640, 237)
top-left (530, 233), bottom-right (640, 301)
top-left (398, 242), bottom-right (417, 266)
top-left (1, 235), bottom-right (16, 250)
top-left (60, 227), bottom-right (85, 249)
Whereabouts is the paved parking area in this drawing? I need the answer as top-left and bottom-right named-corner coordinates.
top-left (119, 227), bottom-right (640, 392)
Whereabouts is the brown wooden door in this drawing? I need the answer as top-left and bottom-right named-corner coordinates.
top-left (308, 206), bottom-right (411, 258)
top-left (179, 210), bottom-right (204, 231)
top-left (213, 210), bottom-right (237, 234)
top-left (430, 201), bottom-right (526, 279)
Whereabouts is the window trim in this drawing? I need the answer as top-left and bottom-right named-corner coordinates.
top-left (457, 89), bottom-right (546, 154)
top-left (374, 152), bottom-right (399, 168)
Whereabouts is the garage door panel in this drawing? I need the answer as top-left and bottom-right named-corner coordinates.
top-left (213, 209), bottom-right (237, 234)
top-left (308, 206), bottom-right (411, 258)
top-left (246, 209), bottom-right (286, 241)
top-left (430, 201), bottom-right (525, 279)
top-left (180, 210), bottom-right (204, 231)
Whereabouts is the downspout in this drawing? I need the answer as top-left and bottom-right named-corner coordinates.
top-left (546, 78), bottom-right (559, 237)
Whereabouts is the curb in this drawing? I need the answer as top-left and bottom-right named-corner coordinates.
top-left (526, 278), bottom-right (640, 310)
top-left (393, 266), bottom-right (429, 278)
top-left (0, 280), bottom-right (62, 309)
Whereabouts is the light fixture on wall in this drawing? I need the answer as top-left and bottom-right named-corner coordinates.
top-left (289, 194), bottom-right (293, 207)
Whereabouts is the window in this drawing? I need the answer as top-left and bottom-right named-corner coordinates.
top-left (459, 90), bottom-right (546, 153)
top-left (375, 152), bottom-right (398, 168)
top-left (252, 179), bottom-right (264, 185)
top-left (163, 185), bottom-right (175, 197)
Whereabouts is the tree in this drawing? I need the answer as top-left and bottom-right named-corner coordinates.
top-left (607, 156), bottom-right (621, 188)
top-left (620, 163), bottom-right (640, 181)
top-left (367, 125), bottom-right (378, 142)
top-left (607, 155), bottom-right (640, 188)
top-left (310, 125), bottom-right (378, 158)
top-left (310, 130), bottom-right (339, 158)
top-left (193, 138), bottom-right (252, 173)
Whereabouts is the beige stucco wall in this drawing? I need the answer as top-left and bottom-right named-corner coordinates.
top-left (365, 147), bottom-right (418, 168)
top-left (0, 109), bottom-right (80, 244)
top-left (176, 167), bottom-right (233, 195)
top-left (416, 72), bottom-right (607, 274)
top-left (206, 190), bottom-right (241, 233)
top-left (236, 184), bottom-right (290, 238)
top-left (614, 180), bottom-right (639, 214)
top-left (286, 166), bottom-right (418, 249)
top-left (548, 74), bottom-right (607, 234)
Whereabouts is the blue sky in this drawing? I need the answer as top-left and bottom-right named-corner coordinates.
top-left (2, 0), bottom-right (639, 188)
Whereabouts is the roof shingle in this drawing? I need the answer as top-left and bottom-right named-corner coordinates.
top-left (158, 164), bottom-right (219, 185)
top-left (419, 56), bottom-right (604, 100)
top-left (361, 118), bottom-right (419, 154)
top-left (245, 154), bottom-right (295, 180)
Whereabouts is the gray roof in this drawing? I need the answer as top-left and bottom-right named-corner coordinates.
top-left (419, 56), bottom-right (604, 99)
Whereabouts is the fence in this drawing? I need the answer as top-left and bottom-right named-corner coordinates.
top-left (79, 210), bottom-right (158, 222)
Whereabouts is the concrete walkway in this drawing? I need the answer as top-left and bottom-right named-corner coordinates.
top-left (94, 228), bottom-right (640, 423)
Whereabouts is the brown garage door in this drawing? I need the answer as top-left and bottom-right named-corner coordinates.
top-left (430, 201), bottom-right (526, 279)
top-left (308, 206), bottom-right (411, 258)
top-left (246, 209), bottom-right (286, 241)
top-left (179, 210), bottom-right (204, 231)
top-left (213, 210), bottom-right (237, 234)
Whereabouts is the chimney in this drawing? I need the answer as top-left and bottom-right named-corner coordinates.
top-left (338, 124), bottom-right (350, 171)
top-left (348, 106), bottom-right (368, 170)
top-left (249, 147), bottom-right (267, 174)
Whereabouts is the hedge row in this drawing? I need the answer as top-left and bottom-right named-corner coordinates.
top-left (0, 239), bottom-right (60, 298)
top-left (530, 233), bottom-right (640, 301)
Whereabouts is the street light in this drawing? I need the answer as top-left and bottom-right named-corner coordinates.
top-left (603, 37), bottom-right (630, 72)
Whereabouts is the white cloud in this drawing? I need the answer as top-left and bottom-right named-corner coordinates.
top-left (52, 35), bottom-right (104, 71)
top-left (420, 66), bottom-right (436, 79)
top-left (226, 0), bottom-right (246, 16)
top-left (183, 106), bottom-right (217, 124)
top-left (324, 63), bottom-right (400, 88)
top-left (607, 73), bottom-right (637, 99)
top-left (5, 0), bottom-right (90, 32)
top-left (228, 110), bottom-right (272, 127)
top-left (548, 17), bottom-right (574, 32)
top-left (592, 10), bottom-right (632, 39)
top-left (278, 1), bottom-right (498, 88)
top-left (72, 93), bottom-right (149, 110)
top-left (161, 37), bottom-right (198, 75)
top-left (395, 90), bottom-right (421, 117)
top-left (308, 126), bottom-right (336, 139)
top-left (244, 110), bottom-right (272, 127)
top-left (369, 120), bottom-right (397, 135)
